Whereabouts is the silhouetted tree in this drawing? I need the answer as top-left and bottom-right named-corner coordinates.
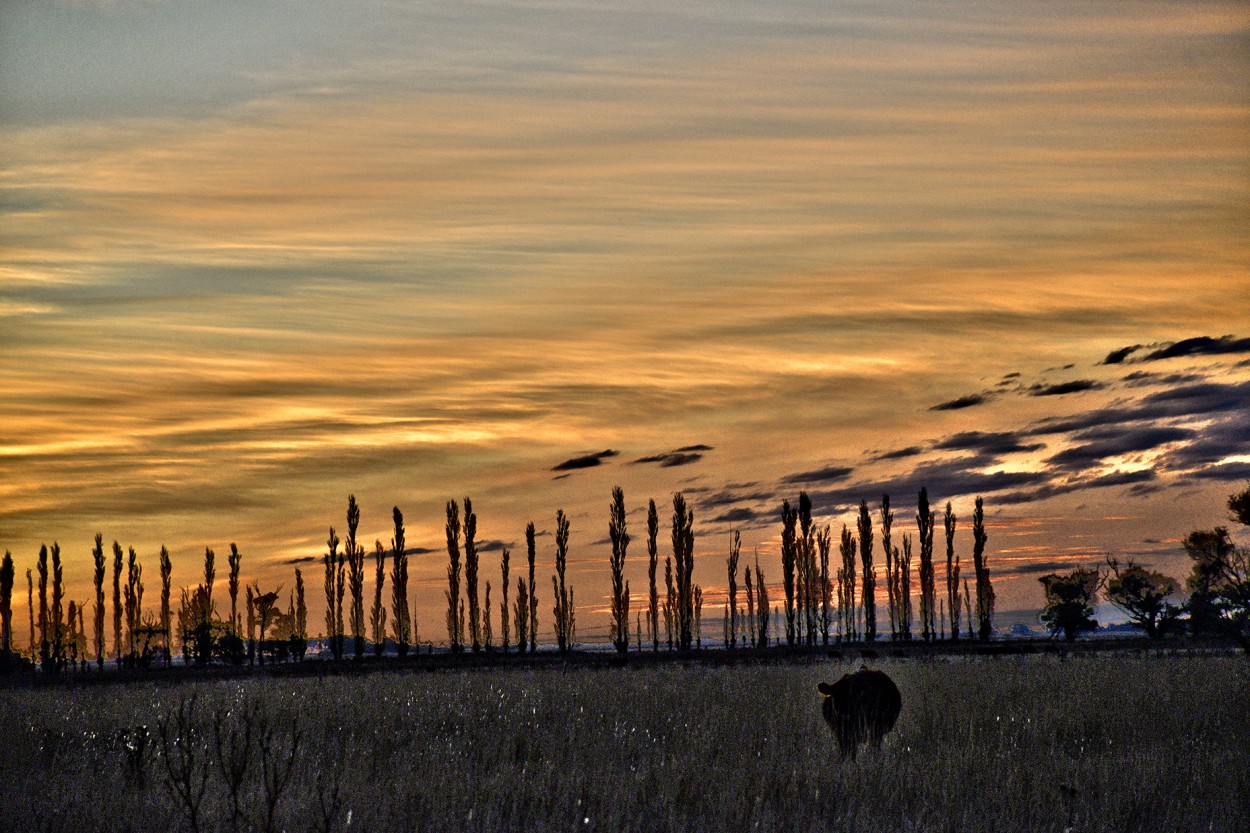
top-left (798, 493), bottom-right (818, 644)
top-left (463, 497), bottom-right (481, 652)
top-left (37, 545), bottom-right (48, 667)
top-left (390, 507), bottom-right (411, 657)
top-left (483, 581), bottom-right (493, 650)
top-left (917, 488), bottom-right (936, 641)
top-left (972, 496), bottom-right (994, 639)
top-left (499, 547), bottom-right (510, 654)
top-left (755, 560), bottom-right (770, 648)
top-left (123, 546), bottom-right (142, 663)
top-left (608, 487), bottom-right (631, 654)
top-left (694, 585), bottom-right (703, 649)
top-left (1105, 557), bottom-right (1183, 639)
top-left (663, 557), bottom-right (674, 650)
top-left (160, 546), bottom-right (172, 665)
top-left (91, 535), bottom-right (105, 670)
top-left (881, 495), bottom-right (897, 639)
top-left (345, 495), bottom-right (366, 660)
top-left (252, 582), bottom-right (281, 666)
top-left (371, 540), bottom-right (387, 657)
top-left (445, 500), bottom-right (464, 653)
top-left (1039, 566), bottom-right (1101, 641)
top-left (527, 521), bottom-right (538, 653)
top-left (745, 550), bottom-right (757, 647)
top-left (552, 509), bottom-right (575, 652)
top-left (839, 526), bottom-right (857, 641)
top-left (26, 570), bottom-right (33, 661)
top-left (672, 493), bottom-right (695, 650)
top-left (0, 551), bottom-right (12, 655)
top-left (294, 567), bottom-right (308, 660)
top-left (647, 500), bottom-right (659, 652)
top-left (858, 501), bottom-right (877, 642)
top-left (227, 544), bottom-right (242, 636)
top-left (780, 500), bottom-right (797, 645)
top-left (246, 585), bottom-right (257, 664)
top-left (900, 534), bottom-right (914, 643)
top-left (818, 525), bottom-right (832, 644)
top-left (1183, 485), bottom-right (1250, 649)
top-left (112, 541), bottom-right (123, 663)
top-left (944, 502), bottom-right (960, 640)
top-left (514, 576), bottom-right (529, 651)
top-left (323, 529), bottom-right (341, 659)
top-left (50, 544), bottom-right (65, 671)
top-left (725, 530), bottom-right (741, 649)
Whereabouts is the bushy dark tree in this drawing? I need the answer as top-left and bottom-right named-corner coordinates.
top-left (37, 545), bottom-right (48, 667)
top-left (1105, 557), bottom-right (1183, 639)
top-left (1183, 484), bottom-right (1250, 650)
top-left (1039, 566), bottom-right (1101, 641)
top-left (608, 487), bottom-right (631, 654)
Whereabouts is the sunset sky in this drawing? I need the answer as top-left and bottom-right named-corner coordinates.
top-left (2, 0), bottom-right (1248, 644)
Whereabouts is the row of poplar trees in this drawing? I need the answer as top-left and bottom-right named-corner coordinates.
top-left (722, 489), bottom-right (995, 648)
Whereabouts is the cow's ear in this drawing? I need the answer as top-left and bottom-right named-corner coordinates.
top-left (817, 682), bottom-right (835, 697)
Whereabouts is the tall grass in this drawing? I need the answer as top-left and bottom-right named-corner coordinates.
top-left (1, 654), bottom-right (1245, 832)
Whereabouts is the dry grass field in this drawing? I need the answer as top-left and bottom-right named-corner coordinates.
top-left (1, 653), bottom-right (1246, 832)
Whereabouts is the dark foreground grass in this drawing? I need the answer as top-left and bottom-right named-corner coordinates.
top-left (1, 653), bottom-right (1246, 832)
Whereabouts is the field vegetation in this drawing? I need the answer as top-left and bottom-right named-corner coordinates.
top-left (2, 652), bottom-right (1245, 832)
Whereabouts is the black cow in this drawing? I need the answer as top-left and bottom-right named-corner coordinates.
top-left (817, 666), bottom-right (901, 760)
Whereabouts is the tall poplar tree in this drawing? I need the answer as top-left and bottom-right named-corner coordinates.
top-left (944, 502), bottom-right (960, 640)
top-left (159, 546), bottom-right (172, 665)
top-left (371, 540), bottom-right (387, 656)
top-left (0, 551), bottom-right (12, 655)
top-left (780, 500), bottom-right (797, 645)
top-left (346, 495), bottom-right (366, 659)
top-left (608, 487), bottom-right (631, 654)
top-left (227, 544), bottom-right (242, 635)
top-left (725, 530), bottom-right (741, 649)
top-left (112, 541), bottom-right (123, 662)
top-left (499, 547), bottom-right (510, 653)
top-left (858, 501), bottom-right (877, 642)
top-left (917, 488), bottom-right (937, 641)
top-left (390, 507), bottom-right (410, 656)
top-left (672, 493), bottom-right (695, 650)
top-left (647, 500), bottom-right (659, 652)
top-left (92, 535), bottom-right (105, 670)
top-left (323, 528), bottom-right (340, 659)
top-left (552, 510), bottom-right (574, 652)
top-left (526, 521), bottom-right (538, 653)
top-left (972, 496), bottom-right (995, 640)
top-left (463, 497), bottom-right (481, 652)
top-left (445, 500), bottom-right (464, 652)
